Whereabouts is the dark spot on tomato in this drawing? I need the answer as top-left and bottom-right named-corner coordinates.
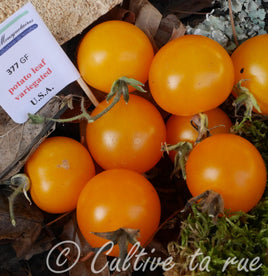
top-left (240, 68), bottom-right (244, 74)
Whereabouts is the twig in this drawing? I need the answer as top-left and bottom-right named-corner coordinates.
top-left (28, 77), bottom-right (146, 125)
top-left (168, 9), bottom-right (213, 16)
top-left (79, 251), bottom-right (95, 262)
top-left (45, 211), bottom-right (73, 227)
top-left (228, 0), bottom-right (239, 47)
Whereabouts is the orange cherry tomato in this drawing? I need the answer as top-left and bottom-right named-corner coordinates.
top-left (76, 168), bottom-right (161, 256)
top-left (25, 136), bottom-right (95, 213)
top-left (86, 94), bottom-right (166, 173)
top-left (186, 134), bottom-right (267, 213)
top-left (166, 108), bottom-right (232, 161)
top-left (231, 34), bottom-right (268, 114)
top-left (149, 35), bottom-right (235, 116)
top-left (77, 20), bottom-right (154, 93)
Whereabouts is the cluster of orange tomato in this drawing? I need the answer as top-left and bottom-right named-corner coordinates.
top-left (25, 20), bottom-right (267, 255)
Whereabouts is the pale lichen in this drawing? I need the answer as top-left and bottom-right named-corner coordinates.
top-left (186, 0), bottom-right (267, 52)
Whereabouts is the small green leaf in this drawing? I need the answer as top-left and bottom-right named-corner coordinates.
top-left (120, 76), bottom-right (147, 93)
top-left (28, 113), bottom-right (47, 124)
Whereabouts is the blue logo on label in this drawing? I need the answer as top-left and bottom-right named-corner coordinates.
top-left (0, 24), bottom-right (38, 56)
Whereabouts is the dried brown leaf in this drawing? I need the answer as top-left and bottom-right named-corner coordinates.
top-left (60, 213), bottom-right (92, 253)
top-left (23, 234), bottom-right (55, 261)
top-left (69, 254), bottom-right (110, 276)
top-left (166, 15), bottom-right (186, 41)
top-left (0, 191), bottom-right (44, 258)
top-left (154, 14), bottom-right (185, 48)
top-left (0, 243), bottom-right (32, 276)
top-left (60, 214), bottom-right (110, 276)
top-left (108, 6), bottom-right (135, 24)
top-left (0, 96), bottom-right (64, 181)
top-left (128, 0), bottom-right (186, 51)
top-left (129, 0), bottom-right (162, 51)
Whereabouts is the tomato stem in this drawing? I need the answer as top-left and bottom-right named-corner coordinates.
top-left (88, 80), bottom-right (124, 123)
top-left (163, 113), bottom-right (213, 179)
top-left (8, 173), bottom-right (31, 226)
top-left (190, 113), bottom-right (210, 144)
top-left (28, 77), bottom-right (146, 124)
top-left (91, 227), bottom-right (141, 269)
top-left (162, 141), bottom-right (193, 179)
top-left (232, 79), bottom-right (262, 131)
top-left (233, 79), bottom-right (261, 117)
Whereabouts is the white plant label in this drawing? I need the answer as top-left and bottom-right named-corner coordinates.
top-left (0, 2), bottom-right (80, 123)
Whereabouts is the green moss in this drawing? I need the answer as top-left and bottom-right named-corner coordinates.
top-left (168, 199), bottom-right (268, 275)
